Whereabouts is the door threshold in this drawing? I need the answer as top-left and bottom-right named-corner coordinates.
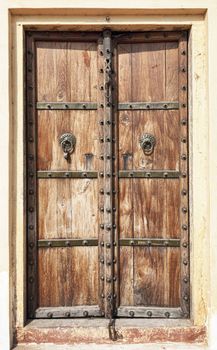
top-left (16, 319), bottom-right (206, 345)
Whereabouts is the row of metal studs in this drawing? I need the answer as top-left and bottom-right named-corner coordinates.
top-left (179, 32), bottom-right (190, 317)
top-left (102, 30), bottom-right (116, 318)
top-left (26, 32), bottom-right (37, 318)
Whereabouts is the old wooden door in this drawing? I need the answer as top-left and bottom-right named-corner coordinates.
top-left (26, 31), bottom-right (189, 321)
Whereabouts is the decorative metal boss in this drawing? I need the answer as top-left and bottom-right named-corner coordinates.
top-left (59, 133), bottom-right (76, 160)
top-left (139, 133), bottom-right (156, 155)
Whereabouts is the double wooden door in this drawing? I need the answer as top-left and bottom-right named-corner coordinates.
top-left (26, 30), bottom-right (189, 320)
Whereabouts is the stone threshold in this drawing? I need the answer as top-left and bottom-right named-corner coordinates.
top-left (15, 319), bottom-right (207, 345)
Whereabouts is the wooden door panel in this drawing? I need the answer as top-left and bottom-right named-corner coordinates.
top-left (118, 110), bottom-right (180, 171)
top-left (120, 247), bottom-right (180, 307)
top-left (119, 179), bottom-right (180, 239)
top-left (36, 41), bottom-right (98, 102)
top-left (37, 110), bottom-right (99, 171)
top-left (118, 42), bottom-right (178, 102)
top-left (38, 179), bottom-right (98, 239)
top-left (27, 31), bottom-right (189, 321)
top-left (38, 247), bottom-right (99, 307)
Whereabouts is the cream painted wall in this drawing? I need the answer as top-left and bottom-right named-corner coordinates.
top-left (0, 1), bottom-right (217, 349)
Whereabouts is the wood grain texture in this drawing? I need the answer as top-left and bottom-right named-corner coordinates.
top-left (117, 38), bottom-right (182, 310)
top-left (36, 41), bottom-right (98, 102)
top-left (38, 247), bottom-right (98, 307)
top-left (38, 179), bottom-right (98, 239)
top-left (37, 110), bottom-right (99, 171)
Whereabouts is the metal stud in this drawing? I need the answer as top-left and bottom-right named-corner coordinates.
top-left (147, 311), bottom-right (152, 317)
top-left (106, 277), bottom-right (112, 283)
top-left (181, 154), bottom-right (187, 160)
top-left (100, 241), bottom-right (104, 247)
top-left (181, 50), bottom-right (186, 55)
top-left (100, 189), bottom-right (104, 194)
top-left (106, 224), bottom-right (112, 230)
top-left (29, 276), bottom-right (34, 283)
top-left (106, 208), bottom-right (111, 213)
top-left (182, 224), bottom-right (188, 230)
top-left (65, 312), bottom-right (70, 317)
top-left (181, 137), bottom-right (187, 143)
top-left (181, 119), bottom-right (187, 125)
top-left (29, 207), bottom-right (34, 212)
top-left (182, 207), bottom-right (188, 213)
top-left (101, 276), bottom-right (104, 281)
top-left (182, 85), bottom-right (187, 91)
top-left (183, 277), bottom-right (188, 283)
top-left (101, 293), bottom-right (105, 298)
top-left (182, 172), bottom-right (187, 178)
top-left (99, 120), bottom-right (104, 125)
top-left (183, 295), bottom-right (189, 301)
top-left (106, 243), bottom-right (111, 248)
top-left (47, 312), bottom-right (53, 318)
top-left (182, 103), bottom-right (186, 108)
top-left (129, 311), bottom-right (134, 317)
top-left (165, 312), bottom-right (170, 318)
top-left (100, 137), bottom-right (104, 143)
top-left (182, 242), bottom-right (188, 248)
top-left (100, 224), bottom-right (104, 229)
top-left (100, 207), bottom-right (104, 212)
top-left (183, 259), bottom-right (188, 265)
top-left (83, 311), bottom-right (88, 317)
top-left (99, 172), bottom-right (104, 177)
top-left (29, 225), bottom-right (34, 230)
top-left (182, 189), bottom-right (187, 196)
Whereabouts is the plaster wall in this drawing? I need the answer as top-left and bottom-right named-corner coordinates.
top-left (0, 1), bottom-right (216, 349)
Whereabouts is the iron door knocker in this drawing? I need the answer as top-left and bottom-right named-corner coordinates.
top-left (59, 133), bottom-right (76, 161)
top-left (139, 133), bottom-right (156, 155)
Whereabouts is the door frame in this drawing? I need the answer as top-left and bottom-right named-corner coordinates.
top-left (8, 13), bottom-right (208, 343)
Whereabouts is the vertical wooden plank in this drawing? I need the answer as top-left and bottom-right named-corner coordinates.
top-left (38, 247), bottom-right (99, 306)
top-left (131, 43), bottom-right (165, 102)
top-left (117, 43), bottom-right (134, 308)
top-left (133, 247), bottom-right (165, 306)
top-left (166, 42), bottom-right (179, 101)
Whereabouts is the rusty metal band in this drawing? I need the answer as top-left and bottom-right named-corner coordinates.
top-left (119, 238), bottom-right (180, 247)
top-left (36, 102), bottom-right (98, 110)
top-left (26, 33), bottom-right (38, 318)
top-left (38, 238), bottom-right (98, 248)
top-left (35, 306), bottom-right (102, 318)
top-left (117, 306), bottom-right (184, 318)
top-left (118, 102), bottom-right (179, 110)
top-left (119, 170), bottom-right (180, 178)
top-left (37, 171), bottom-right (98, 178)
top-left (103, 30), bottom-right (116, 327)
top-left (179, 32), bottom-right (190, 317)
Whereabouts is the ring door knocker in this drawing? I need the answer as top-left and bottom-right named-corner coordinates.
top-left (139, 133), bottom-right (156, 155)
top-left (59, 133), bottom-right (76, 161)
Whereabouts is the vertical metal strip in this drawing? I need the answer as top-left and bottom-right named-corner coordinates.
top-left (112, 39), bottom-right (119, 311)
top-left (97, 36), bottom-right (106, 316)
top-left (179, 32), bottom-right (190, 317)
top-left (26, 32), bottom-right (38, 318)
top-left (103, 30), bottom-right (116, 322)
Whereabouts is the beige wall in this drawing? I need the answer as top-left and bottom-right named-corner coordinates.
top-left (0, 1), bottom-right (216, 349)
